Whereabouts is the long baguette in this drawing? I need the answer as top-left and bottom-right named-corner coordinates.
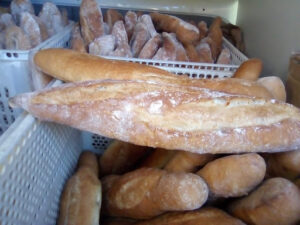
top-left (10, 79), bottom-right (300, 154)
top-left (33, 48), bottom-right (274, 99)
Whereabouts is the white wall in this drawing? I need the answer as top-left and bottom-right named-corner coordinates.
top-left (237, 0), bottom-right (300, 80)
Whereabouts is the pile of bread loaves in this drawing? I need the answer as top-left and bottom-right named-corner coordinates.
top-left (0, 0), bottom-right (68, 50)
top-left (10, 48), bottom-right (300, 225)
top-left (71, 0), bottom-right (230, 64)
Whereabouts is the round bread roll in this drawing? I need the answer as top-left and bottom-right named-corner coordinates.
top-left (257, 76), bottom-right (286, 101)
top-left (233, 58), bottom-right (263, 81)
top-left (228, 177), bottom-right (300, 225)
top-left (197, 153), bottom-right (266, 198)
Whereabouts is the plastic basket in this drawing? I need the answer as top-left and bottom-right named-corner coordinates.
top-left (0, 114), bottom-right (82, 225)
top-left (0, 22), bottom-right (73, 136)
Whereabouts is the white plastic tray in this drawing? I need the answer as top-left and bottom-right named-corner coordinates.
top-left (0, 22), bottom-right (73, 136)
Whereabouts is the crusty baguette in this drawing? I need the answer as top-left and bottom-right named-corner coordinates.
top-left (139, 148), bottom-right (175, 169)
top-left (135, 207), bottom-right (246, 225)
top-left (57, 167), bottom-right (102, 225)
top-left (257, 76), bottom-right (286, 101)
top-left (197, 153), bottom-right (266, 197)
top-left (33, 49), bottom-right (274, 99)
top-left (228, 177), bottom-right (300, 225)
top-left (265, 150), bottom-right (300, 180)
top-left (233, 58), bottom-right (263, 81)
top-left (99, 140), bottom-right (150, 176)
top-left (164, 151), bottom-right (214, 173)
top-left (102, 168), bottom-right (208, 219)
top-left (77, 151), bottom-right (99, 175)
top-left (10, 78), bottom-right (300, 154)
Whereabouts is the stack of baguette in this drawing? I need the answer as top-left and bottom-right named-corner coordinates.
top-left (71, 0), bottom-right (230, 64)
top-left (0, 0), bottom-right (68, 50)
top-left (10, 48), bottom-right (300, 225)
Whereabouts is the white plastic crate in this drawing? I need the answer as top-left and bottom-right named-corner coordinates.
top-left (0, 22), bottom-right (73, 136)
top-left (0, 114), bottom-right (82, 225)
top-left (101, 37), bottom-right (247, 79)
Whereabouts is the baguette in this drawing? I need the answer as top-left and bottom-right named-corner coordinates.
top-left (197, 153), bottom-right (266, 198)
top-left (10, 77), bottom-right (300, 154)
top-left (99, 140), bottom-right (150, 176)
top-left (139, 148), bottom-right (175, 169)
top-left (228, 177), bottom-right (300, 225)
top-left (164, 152), bottom-right (214, 173)
top-left (77, 151), bottom-right (99, 175)
top-left (135, 207), bottom-right (246, 225)
top-left (33, 49), bottom-right (274, 99)
top-left (57, 167), bottom-right (102, 225)
top-left (233, 58), bottom-right (263, 81)
top-left (150, 12), bottom-right (199, 45)
top-left (102, 168), bottom-right (208, 219)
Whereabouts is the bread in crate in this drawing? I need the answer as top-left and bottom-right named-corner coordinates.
top-left (1, 0), bottom-right (68, 50)
top-left (71, 0), bottom-right (242, 66)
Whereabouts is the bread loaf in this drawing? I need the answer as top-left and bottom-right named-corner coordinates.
top-left (10, 76), bottom-right (300, 154)
top-left (5, 25), bottom-right (31, 50)
top-left (228, 177), bottom-right (300, 225)
top-left (79, 0), bottom-right (105, 44)
top-left (165, 152), bottom-right (214, 173)
top-left (102, 168), bottom-right (208, 219)
top-left (33, 49), bottom-right (273, 99)
top-left (38, 2), bottom-right (64, 36)
top-left (71, 23), bottom-right (87, 53)
top-left (99, 140), bottom-right (150, 176)
top-left (10, 0), bottom-right (34, 25)
top-left (257, 76), bottom-right (286, 101)
top-left (197, 153), bottom-right (266, 197)
top-left (233, 58), bottom-right (263, 81)
top-left (135, 207), bottom-right (246, 225)
top-left (102, 218), bottom-right (136, 225)
top-left (150, 12), bottom-right (199, 45)
top-left (77, 151), bottom-right (99, 175)
top-left (265, 150), bottom-right (300, 180)
top-left (139, 148), bottom-right (175, 169)
top-left (57, 167), bottom-right (102, 225)
top-left (207, 17), bottom-right (223, 61)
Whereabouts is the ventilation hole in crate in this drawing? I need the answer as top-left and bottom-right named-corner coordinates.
top-left (6, 52), bottom-right (12, 58)
top-left (207, 74), bottom-right (212, 79)
top-left (199, 74), bottom-right (205, 78)
top-left (13, 53), bottom-right (18, 58)
top-left (192, 74), bottom-right (197, 78)
top-left (5, 87), bottom-right (9, 98)
top-left (9, 106), bottom-right (13, 113)
top-left (11, 115), bottom-right (15, 123)
top-left (0, 101), bottom-right (4, 112)
top-left (213, 75), bottom-right (219, 78)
